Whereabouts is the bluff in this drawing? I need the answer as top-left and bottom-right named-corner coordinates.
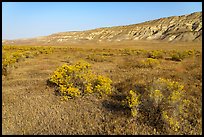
top-left (3, 12), bottom-right (202, 45)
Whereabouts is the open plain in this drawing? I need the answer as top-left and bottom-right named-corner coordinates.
top-left (2, 40), bottom-right (202, 135)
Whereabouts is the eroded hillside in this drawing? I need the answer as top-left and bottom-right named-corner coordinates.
top-left (3, 12), bottom-right (202, 45)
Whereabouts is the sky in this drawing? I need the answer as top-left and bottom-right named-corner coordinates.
top-left (2, 2), bottom-right (202, 40)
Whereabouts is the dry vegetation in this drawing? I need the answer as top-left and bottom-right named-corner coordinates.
top-left (2, 41), bottom-right (202, 135)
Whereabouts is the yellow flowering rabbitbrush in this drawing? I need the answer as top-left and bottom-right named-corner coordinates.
top-left (123, 78), bottom-right (190, 133)
top-left (140, 58), bottom-right (160, 68)
top-left (123, 90), bottom-right (141, 117)
top-left (94, 75), bottom-right (112, 95)
top-left (149, 78), bottom-right (189, 132)
top-left (2, 45), bottom-right (54, 76)
top-left (49, 60), bottom-right (112, 99)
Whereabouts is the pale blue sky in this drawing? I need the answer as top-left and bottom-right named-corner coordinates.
top-left (2, 2), bottom-right (202, 40)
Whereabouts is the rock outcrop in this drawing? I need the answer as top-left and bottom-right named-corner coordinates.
top-left (3, 12), bottom-right (202, 45)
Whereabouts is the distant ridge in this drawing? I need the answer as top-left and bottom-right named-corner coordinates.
top-left (3, 11), bottom-right (202, 45)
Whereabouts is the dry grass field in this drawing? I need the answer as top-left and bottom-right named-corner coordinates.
top-left (2, 41), bottom-right (202, 135)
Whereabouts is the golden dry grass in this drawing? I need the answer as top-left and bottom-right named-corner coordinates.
top-left (2, 41), bottom-right (202, 135)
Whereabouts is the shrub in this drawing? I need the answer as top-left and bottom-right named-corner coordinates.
top-left (185, 50), bottom-right (194, 56)
top-left (139, 58), bottom-right (160, 68)
top-left (48, 60), bottom-right (112, 99)
top-left (23, 51), bottom-right (34, 58)
top-left (94, 75), bottom-right (113, 95)
top-left (120, 58), bottom-right (160, 69)
top-left (171, 52), bottom-right (184, 61)
top-left (147, 78), bottom-right (189, 133)
top-left (2, 46), bottom-right (54, 76)
top-left (170, 50), bottom-right (194, 61)
top-left (38, 47), bottom-right (53, 54)
top-left (101, 52), bottom-right (114, 56)
top-left (86, 54), bottom-right (107, 62)
top-left (147, 50), bottom-right (164, 59)
top-left (2, 55), bottom-right (17, 76)
top-left (122, 90), bottom-right (141, 117)
top-left (122, 48), bottom-right (133, 55)
top-left (123, 78), bottom-right (191, 134)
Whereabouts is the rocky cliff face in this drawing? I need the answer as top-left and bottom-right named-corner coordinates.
top-left (3, 12), bottom-right (202, 45)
